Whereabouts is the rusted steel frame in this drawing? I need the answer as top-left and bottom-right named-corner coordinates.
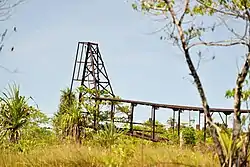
top-left (89, 45), bottom-right (99, 130)
top-left (93, 100), bottom-right (98, 130)
top-left (204, 113), bottom-right (207, 143)
top-left (172, 109), bottom-right (175, 133)
top-left (151, 106), bottom-right (157, 140)
top-left (198, 111), bottom-right (201, 130)
top-left (93, 97), bottom-right (250, 114)
top-left (177, 110), bottom-right (181, 137)
top-left (224, 113), bottom-right (230, 126)
top-left (79, 43), bottom-right (91, 101)
top-left (218, 112), bottom-right (226, 125)
top-left (108, 120), bottom-right (165, 127)
top-left (127, 131), bottom-right (167, 142)
top-left (79, 41), bottom-right (97, 45)
top-left (225, 113), bottom-right (228, 126)
top-left (130, 103), bottom-right (136, 133)
top-left (77, 43), bottom-right (84, 80)
top-left (70, 42), bottom-right (80, 94)
top-left (123, 128), bottom-right (165, 134)
top-left (94, 45), bottom-right (115, 97)
top-left (110, 102), bottom-right (115, 123)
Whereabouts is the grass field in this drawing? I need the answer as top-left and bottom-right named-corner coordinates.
top-left (0, 141), bottom-right (219, 167)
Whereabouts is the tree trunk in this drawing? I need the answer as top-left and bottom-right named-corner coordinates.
top-left (241, 125), bottom-right (250, 166)
top-left (162, 0), bottom-right (225, 165)
top-left (9, 132), bottom-right (15, 143)
top-left (9, 130), bottom-right (19, 144)
top-left (73, 124), bottom-right (81, 144)
top-left (183, 49), bottom-right (226, 166)
top-left (232, 53), bottom-right (250, 166)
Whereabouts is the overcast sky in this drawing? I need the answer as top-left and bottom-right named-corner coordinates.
top-left (0, 0), bottom-right (247, 128)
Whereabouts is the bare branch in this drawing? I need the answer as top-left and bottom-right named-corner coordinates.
top-left (0, 13), bottom-right (11, 21)
top-left (0, 0), bottom-right (8, 9)
top-left (188, 39), bottom-right (248, 49)
top-left (236, 57), bottom-right (240, 74)
top-left (0, 0), bottom-right (24, 10)
top-left (218, 16), bottom-right (249, 42)
top-left (0, 0), bottom-right (24, 21)
top-left (195, 50), bottom-right (202, 71)
top-left (179, 0), bottom-right (189, 25)
top-left (182, 75), bottom-right (195, 85)
top-left (0, 65), bottom-right (19, 74)
top-left (143, 22), bottom-right (170, 35)
top-left (150, 15), bottom-right (168, 22)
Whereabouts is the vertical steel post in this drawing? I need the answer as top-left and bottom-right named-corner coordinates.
top-left (172, 109), bottom-right (175, 133)
top-left (204, 113), bottom-right (207, 143)
top-left (151, 106), bottom-right (156, 140)
top-left (130, 103), bottom-right (135, 134)
top-left (177, 110), bottom-right (181, 137)
top-left (111, 102), bottom-right (115, 123)
top-left (70, 42), bottom-right (80, 93)
top-left (225, 113), bottom-right (228, 126)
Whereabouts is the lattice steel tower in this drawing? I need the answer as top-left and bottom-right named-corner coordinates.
top-left (70, 42), bottom-right (115, 129)
top-left (70, 42), bottom-right (114, 97)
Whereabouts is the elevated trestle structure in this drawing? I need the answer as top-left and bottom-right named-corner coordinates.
top-left (69, 41), bottom-right (249, 142)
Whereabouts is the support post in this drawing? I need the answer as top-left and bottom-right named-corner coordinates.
top-left (151, 106), bottom-right (156, 140)
top-left (70, 42), bottom-right (80, 94)
top-left (204, 113), bottom-right (207, 143)
top-left (218, 112), bottom-right (226, 125)
top-left (225, 113), bottom-right (228, 126)
top-left (93, 102), bottom-right (97, 130)
top-left (172, 109), bottom-right (175, 133)
top-left (129, 103), bottom-right (135, 134)
top-left (198, 111), bottom-right (201, 127)
top-left (188, 111), bottom-right (191, 126)
top-left (111, 102), bottom-right (115, 123)
top-left (177, 110), bottom-right (181, 137)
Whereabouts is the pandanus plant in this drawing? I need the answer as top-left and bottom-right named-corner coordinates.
top-left (53, 88), bottom-right (78, 138)
top-left (0, 83), bottom-right (35, 144)
top-left (59, 100), bottom-right (86, 143)
top-left (212, 122), bottom-right (249, 167)
top-left (95, 122), bottom-right (125, 147)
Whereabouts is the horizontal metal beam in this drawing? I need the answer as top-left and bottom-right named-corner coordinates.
top-left (93, 97), bottom-right (250, 114)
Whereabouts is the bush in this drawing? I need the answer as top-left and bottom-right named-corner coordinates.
top-left (163, 130), bottom-right (179, 144)
top-left (181, 126), bottom-right (196, 145)
top-left (195, 130), bottom-right (204, 144)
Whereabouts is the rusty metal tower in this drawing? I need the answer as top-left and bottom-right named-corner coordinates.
top-left (70, 42), bottom-right (115, 129)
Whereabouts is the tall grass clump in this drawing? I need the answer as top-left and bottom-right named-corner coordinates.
top-left (0, 141), bottom-right (219, 167)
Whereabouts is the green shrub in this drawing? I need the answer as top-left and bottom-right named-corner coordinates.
top-left (163, 130), bottom-right (179, 144)
top-left (195, 130), bottom-right (204, 144)
top-left (181, 126), bottom-right (196, 145)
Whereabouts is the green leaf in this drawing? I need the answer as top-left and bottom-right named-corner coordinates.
top-left (225, 89), bottom-right (234, 99)
top-left (132, 3), bottom-right (137, 10)
top-left (156, 1), bottom-right (166, 8)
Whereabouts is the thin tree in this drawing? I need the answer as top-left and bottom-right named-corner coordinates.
top-left (194, 1), bottom-right (250, 165)
top-left (132, 0), bottom-right (249, 166)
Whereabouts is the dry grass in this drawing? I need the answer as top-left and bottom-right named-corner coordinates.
top-left (0, 143), bottom-right (219, 167)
